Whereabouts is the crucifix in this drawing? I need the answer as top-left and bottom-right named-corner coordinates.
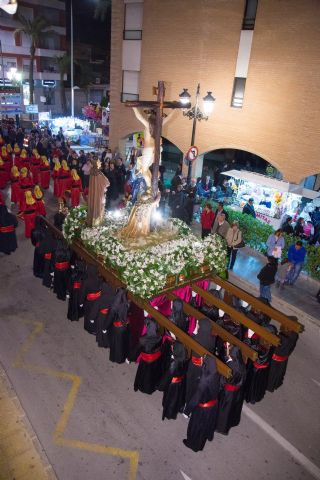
top-left (126, 80), bottom-right (191, 199)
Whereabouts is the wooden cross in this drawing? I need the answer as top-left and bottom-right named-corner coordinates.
top-left (126, 80), bottom-right (190, 198)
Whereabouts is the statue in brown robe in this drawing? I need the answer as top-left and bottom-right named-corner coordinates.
top-left (87, 159), bottom-right (110, 227)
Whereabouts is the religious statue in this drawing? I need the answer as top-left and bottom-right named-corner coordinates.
top-left (132, 107), bottom-right (174, 193)
top-left (117, 107), bottom-right (174, 238)
top-left (87, 159), bottom-right (110, 227)
top-left (119, 191), bottom-right (161, 238)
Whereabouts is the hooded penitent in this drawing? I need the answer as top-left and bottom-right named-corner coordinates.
top-left (71, 168), bottom-right (80, 181)
top-left (160, 341), bottom-right (188, 421)
top-left (61, 159), bottom-right (69, 171)
top-left (53, 158), bottom-right (61, 171)
top-left (34, 185), bottom-right (43, 200)
top-left (20, 167), bottom-right (28, 178)
top-left (11, 165), bottom-right (19, 177)
top-left (171, 298), bottom-right (188, 332)
top-left (25, 190), bottom-right (35, 206)
top-left (108, 288), bottom-right (130, 364)
top-left (134, 317), bottom-right (163, 395)
top-left (183, 356), bottom-right (220, 452)
top-left (0, 204), bottom-right (18, 254)
top-left (14, 144), bottom-right (20, 154)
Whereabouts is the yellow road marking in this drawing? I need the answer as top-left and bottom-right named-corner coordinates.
top-left (13, 321), bottom-right (139, 480)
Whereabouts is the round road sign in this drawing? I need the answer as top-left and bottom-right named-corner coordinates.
top-left (186, 145), bottom-right (198, 162)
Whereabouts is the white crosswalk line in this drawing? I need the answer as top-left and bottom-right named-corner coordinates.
top-left (243, 405), bottom-right (320, 480)
top-left (180, 470), bottom-right (192, 480)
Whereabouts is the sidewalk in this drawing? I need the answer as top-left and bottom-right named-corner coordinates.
top-left (0, 364), bottom-right (57, 480)
top-left (190, 220), bottom-right (319, 323)
top-left (229, 247), bottom-right (320, 323)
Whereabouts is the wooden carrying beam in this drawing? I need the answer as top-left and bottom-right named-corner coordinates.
top-left (211, 276), bottom-right (304, 333)
top-left (132, 298), bottom-right (232, 379)
top-left (167, 293), bottom-right (258, 361)
top-left (191, 284), bottom-right (280, 346)
top-left (41, 218), bottom-right (231, 378)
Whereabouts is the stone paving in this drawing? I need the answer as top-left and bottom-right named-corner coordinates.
top-left (0, 365), bottom-right (57, 480)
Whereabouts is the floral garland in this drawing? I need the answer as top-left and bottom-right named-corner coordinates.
top-left (167, 217), bottom-right (192, 237)
top-left (62, 207), bottom-right (227, 298)
top-left (203, 234), bottom-right (228, 275)
top-left (62, 206), bottom-right (87, 243)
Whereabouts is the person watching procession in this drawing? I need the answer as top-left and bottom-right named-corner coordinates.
top-left (226, 221), bottom-right (243, 270)
top-left (200, 203), bottom-right (215, 238)
top-left (266, 229), bottom-right (285, 259)
top-left (286, 240), bottom-right (306, 285)
top-left (242, 197), bottom-right (256, 218)
top-left (212, 212), bottom-right (230, 240)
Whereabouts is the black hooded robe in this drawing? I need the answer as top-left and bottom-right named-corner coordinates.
top-left (162, 298), bottom-right (188, 373)
top-left (216, 346), bottom-right (247, 435)
top-left (245, 347), bottom-right (270, 404)
top-left (53, 242), bottom-right (71, 301)
top-left (183, 356), bottom-right (221, 452)
top-left (159, 342), bottom-right (187, 420)
top-left (108, 288), bottom-right (130, 363)
top-left (67, 261), bottom-right (86, 321)
top-left (267, 331), bottom-right (298, 392)
top-left (38, 232), bottom-right (57, 288)
top-left (0, 205), bottom-right (18, 254)
top-left (185, 318), bottom-right (216, 405)
top-left (80, 264), bottom-right (103, 334)
top-left (134, 319), bottom-right (163, 395)
top-left (31, 217), bottom-right (47, 278)
top-left (90, 282), bottom-right (116, 348)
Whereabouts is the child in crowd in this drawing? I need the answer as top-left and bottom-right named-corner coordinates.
top-left (275, 258), bottom-right (291, 289)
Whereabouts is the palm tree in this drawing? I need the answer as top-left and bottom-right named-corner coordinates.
top-left (94, 0), bottom-right (111, 21)
top-left (14, 15), bottom-right (49, 105)
top-left (56, 54), bottom-right (70, 115)
top-left (76, 63), bottom-right (95, 105)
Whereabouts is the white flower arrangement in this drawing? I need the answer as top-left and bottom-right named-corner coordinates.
top-left (62, 207), bottom-right (227, 298)
top-left (203, 234), bottom-right (228, 274)
top-left (63, 206), bottom-right (88, 243)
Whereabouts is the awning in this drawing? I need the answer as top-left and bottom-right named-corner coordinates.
top-left (222, 170), bottom-right (320, 199)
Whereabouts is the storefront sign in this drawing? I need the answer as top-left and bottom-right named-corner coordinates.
top-left (0, 89), bottom-right (23, 114)
top-left (25, 104), bottom-right (39, 114)
top-left (256, 212), bottom-right (271, 224)
top-left (38, 111), bottom-right (51, 121)
top-left (42, 80), bottom-right (56, 88)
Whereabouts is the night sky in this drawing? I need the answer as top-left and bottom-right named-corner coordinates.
top-left (65, 0), bottom-right (110, 47)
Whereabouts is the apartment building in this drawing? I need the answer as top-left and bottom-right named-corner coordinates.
top-left (0, 0), bottom-right (66, 114)
top-left (109, 0), bottom-right (320, 184)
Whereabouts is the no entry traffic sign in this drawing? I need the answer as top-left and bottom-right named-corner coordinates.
top-left (186, 145), bottom-right (198, 162)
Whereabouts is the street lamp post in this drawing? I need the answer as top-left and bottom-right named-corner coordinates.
top-left (70, 0), bottom-right (74, 118)
top-left (179, 83), bottom-right (215, 185)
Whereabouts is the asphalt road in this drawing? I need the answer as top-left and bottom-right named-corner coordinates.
top-left (0, 222), bottom-right (320, 480)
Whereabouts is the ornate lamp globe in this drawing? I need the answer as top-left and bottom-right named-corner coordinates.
top-left (203, 91), bottom-right (216, 115)
top-left (179, 88), bottom-right (191, 106)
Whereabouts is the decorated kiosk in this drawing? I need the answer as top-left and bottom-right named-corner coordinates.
top-left (221, 170), bottom-right (320, 228)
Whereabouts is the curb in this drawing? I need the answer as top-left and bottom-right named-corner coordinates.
top-left (243, 246), bottom-right (320, 295)
top-left (0, 363), bottom-right (58, 480)
top-left (228, 272), bottom-right (320, 329)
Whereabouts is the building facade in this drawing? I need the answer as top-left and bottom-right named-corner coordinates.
top-left (109, 0), bottom-right (320, 184)
top-left (0, 0), bottom-right (66, 115)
